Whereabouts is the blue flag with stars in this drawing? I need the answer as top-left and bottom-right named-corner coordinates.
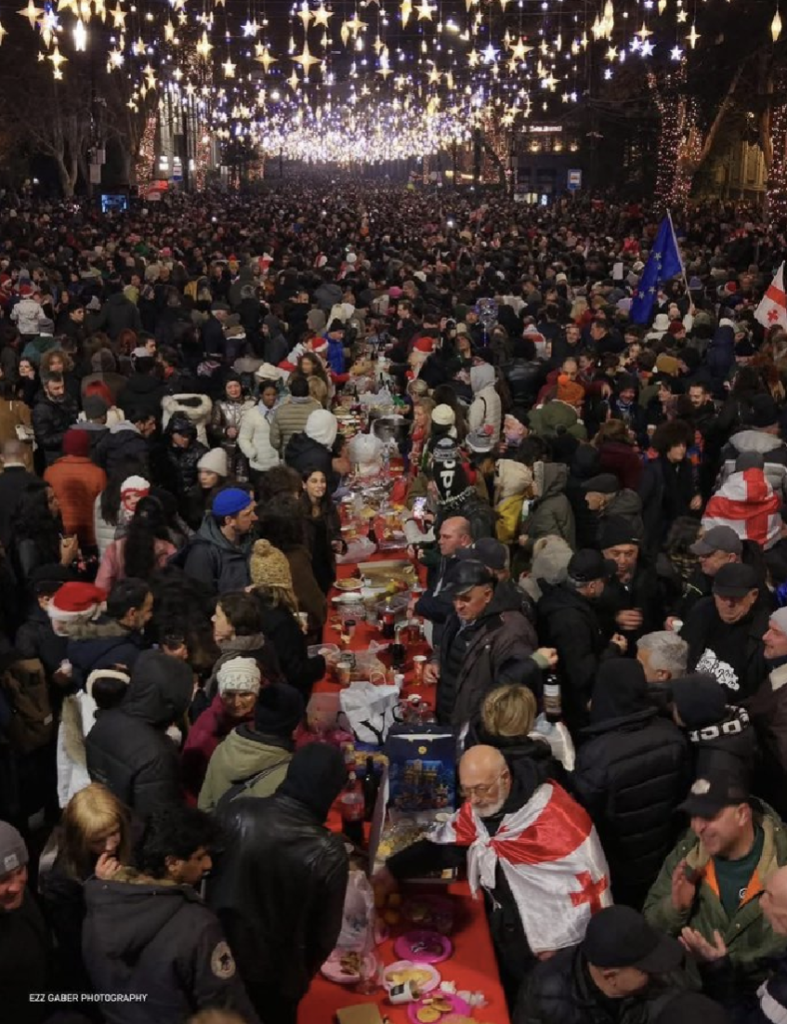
top-left (630, 215), bottom-right (684, 325)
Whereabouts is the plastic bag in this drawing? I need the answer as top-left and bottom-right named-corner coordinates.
top-left (340, 681), bottom-right (401, 745)
top-left (336, 868), bottom-right (376, 952)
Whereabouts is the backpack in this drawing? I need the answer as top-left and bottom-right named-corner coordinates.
top-left (0, 655), bottom-right (54, 754)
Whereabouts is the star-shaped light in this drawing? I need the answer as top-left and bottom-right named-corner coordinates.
top-left (686, 22), bottom-right (700, 48)
top-left (0, 21), bottom-right (7, 43)
top-left (344, 12), bottom-right (365, 33)
top-left (288, 68), bottom-right (300, 90)
top-left (482, 42), bottom-right (498, 63)
top-left (415, 0), bottom-right (435, 19)
top-left (636, 20), bottom-right (653, 39)
top-left (676, 8), bottom-right (687, 22)
top-left (109, 4), bottom-right (125, 28)
top-left (48, 45), bottom-right (67, 71)
top-left (427, 64), bottom-right (441, 84)
top-left (297, 2), bottom-right (312, 29)
top-left (510, 38), bottom-right (532, 61)
top-left (17, 1), bottom-right (44, 28)
top-left (313, 3), bottom-right (332, 27)
top-left (640, 39), bottom-right (654, 56)
top-left (292, 39), bottom-right (321, 73)
top-left (670, 44), bottom-right (683, 60)
top-left (255, 45), bottom-right (277, 71)
top-left (241, 18), bottom-right (258, 36)
top-left (604, 67), bottom-right (613, 79)
top-left (606, 45), bottom-right (617, 61)
top-left (658, 0), bottom-right (667, 11)
top-left (132, 35), bottom-right (146, 55)
top-left (196, 30), bottom-right (212, 59)
top-left (222, 57), bottom-right (236, 77)
top-left (467, 46), bottom-right (479, 66)
top-left (108, 46), bottom-right (123, 67)
top-left (164, 19), bottom-right (175, 40)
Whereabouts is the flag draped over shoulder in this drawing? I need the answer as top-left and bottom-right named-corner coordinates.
top-left (630, 216), bottom-right (684, 325)
top-left (755, 263), bottom-right (787, 332)
top-left (428, 782), bottom-right (611, 953)
top-left (702, 467), bottom-right (782, 550)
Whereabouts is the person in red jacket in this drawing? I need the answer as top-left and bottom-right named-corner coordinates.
top-left (181, 656), bottom-right (261, 804)
top-left (43, 428), bottom-right (107, 549)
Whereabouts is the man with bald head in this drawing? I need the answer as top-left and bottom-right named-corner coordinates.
top-left (375, 744), bottom-right (609, 1003)
top-left (679, 865), bottom-right (787, 1022)
top-left (415, 515), bottom-right (472, 648)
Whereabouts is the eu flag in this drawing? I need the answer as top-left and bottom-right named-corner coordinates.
top-left (630, 216), bottom-right (684, 325)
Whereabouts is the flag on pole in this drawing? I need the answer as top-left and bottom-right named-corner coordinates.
top-left (630, 215), bottom-right (684, 325)
top-left (755, 263), bottom-right (787, 331)
top-left (428, 782), bottom-right (611, 953)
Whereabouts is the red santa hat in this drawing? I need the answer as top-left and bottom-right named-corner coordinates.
top-left (412, 336), bottom-right (435, 355)
top-left (48, 582), bottom-right (106, 623)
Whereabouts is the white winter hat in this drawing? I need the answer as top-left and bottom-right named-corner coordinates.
top-left (432, 404), bottom-right (456, 427)
top-left (198, 448), bottom-right (228, 477)
top-left (305, 409), bottom-right (338, 449)
top-left (217, 656), bottom-right (262, 696)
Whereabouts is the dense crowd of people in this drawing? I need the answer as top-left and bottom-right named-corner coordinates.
top-left (2, 184), bottom-right (787, 1024)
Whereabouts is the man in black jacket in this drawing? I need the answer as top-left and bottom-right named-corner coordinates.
top-left (86, 649), bottom-right (193, 817)
top-left (82, 807), bottom-right (259, 1024)
top-left (0, 441), bottom-right (37, 548)
top-left (571, 659), bottom-right (690, 909)
top-left (93, 404), bottom-right (156, 477)
top-left (680, 562), bottom-right (770, 702)
top-left (32, 373), bottom-right (78, 467)
top-left (207, 743), bottom-right (349, 1024)
top-left (414, 515), bottom-right (472, 648)
top-left (516, 905), bottom-right (686, 1024)
top-left (537, 549), bottom-right (627, 732)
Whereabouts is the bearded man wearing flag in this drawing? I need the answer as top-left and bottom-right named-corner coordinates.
top-left (374, 745), bottom-right (611, 1004)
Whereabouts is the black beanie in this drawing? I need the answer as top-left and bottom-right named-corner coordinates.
top-left (254, 682), bottom-right (304, 738)
top-left (680, 348), bottom-right (701, 370)
top-left (598, 515), bottom-right (639, 551)
top-left (590, 658), bottom-right (649, 724)
top-left (671, 674), bottom-right (727, 729)
top-left (654, 993), bottom-right (730, 1024)
top-left (278, 743), bottom-right (347, 820)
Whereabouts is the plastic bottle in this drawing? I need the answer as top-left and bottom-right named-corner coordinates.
top-left (340, 772), bottom-right (365, 846)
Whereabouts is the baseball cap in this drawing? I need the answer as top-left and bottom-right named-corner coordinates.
top-left (456, 537), bottom-right (507, 572)
top-left (568, 549), bottom-right (616, 584)
top-left (690, 526), bottom-right (742, 557)
top-left (582, 473), bottom-right (619, 495)
top-left (442, 558), bottom-right (494, 597)
top-left (582, 906), bottom-right (683, 973)
top-left (712, 562), bottom-right (758, 598)
top-left (679, 772), bottom-right (750, 818)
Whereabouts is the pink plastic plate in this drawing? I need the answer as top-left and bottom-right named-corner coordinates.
top-left (320, 950), bottom-right (377, 985)
top-left (383, 960), bottom-right (441, 994)
top-left (394, 929), bottom-right (453, 964)
top-left (407, 991), bottom-right (471, 1023)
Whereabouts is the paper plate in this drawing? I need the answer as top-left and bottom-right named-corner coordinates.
top-left (383, 960), bottom-right (441, 994)
top-left (407, 991), bottom-right (471, 1023)
top-left (320, 950), bottom-right (377, 985)
top-left (394, 929), bottom-right (453, 964)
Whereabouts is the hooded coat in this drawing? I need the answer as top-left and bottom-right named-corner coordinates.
top-left (571, 660), bottom-right (690, 908)
top-left (198, 724), bottom-right (293, 812)
top-left (180, 694), bottom-right (254, 804)
top-left (207, 750), bottom-right (349, 1007)
top-left (284, 427), bottom-right (338, 491)
top-left (85, 650), bottom-right (193, 816)
top-left (161, 394), bottom-right (213, 448)
top-left (468, 363), bottom-right (502, 441)
top-left (82, 872), bottom-right (259, 1024)
top-left (64, 618), bottom-right (146, 690)
top-left (521, 461), bottom-right (576, 552)
top-left (238, 402), bottom-right (280, 472)
top-left (181, 513), bottom-right (252, 595)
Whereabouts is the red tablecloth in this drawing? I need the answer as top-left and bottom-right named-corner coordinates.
top-left (297, 549), bottom-right (512, 1024)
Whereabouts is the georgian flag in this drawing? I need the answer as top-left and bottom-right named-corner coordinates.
top-left (755, 263), bottom-right (787, 332)
top-left (428, 782), bottom-right (611, 953)
top-left (703, 468), bottom-right (782, 550)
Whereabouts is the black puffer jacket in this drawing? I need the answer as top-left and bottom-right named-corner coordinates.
top-left (207, 793), bottom-right (348, 1003)
top-left (536, 582), bottom-right (617, 732)
top-left (164, 416), bottom-right (208, 499)
top-left (32, 392), bottom-right (78, 466)
top-left (284, 431), bottom-right (337, 491)
top-left (85, 650), bottom-right (193, 817)
top-left (82, 872), bottom-right (259, 1024)
top-left (572, 660), bottom-right (691, 909)
top-left (94, 422), bottom-right (151, 477)
top-left (515, 944), bottom-right (681, 1024)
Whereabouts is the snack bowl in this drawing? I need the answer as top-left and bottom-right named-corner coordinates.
top-left (407, 991), bottom-right (471, 1023)
top-left (320, 950), bottom-right (377, 985)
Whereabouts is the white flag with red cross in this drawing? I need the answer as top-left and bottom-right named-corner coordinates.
top-left (755, 263), bottom-right (787, 331)
top-left (428, 781), bottom-right (611, 953)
